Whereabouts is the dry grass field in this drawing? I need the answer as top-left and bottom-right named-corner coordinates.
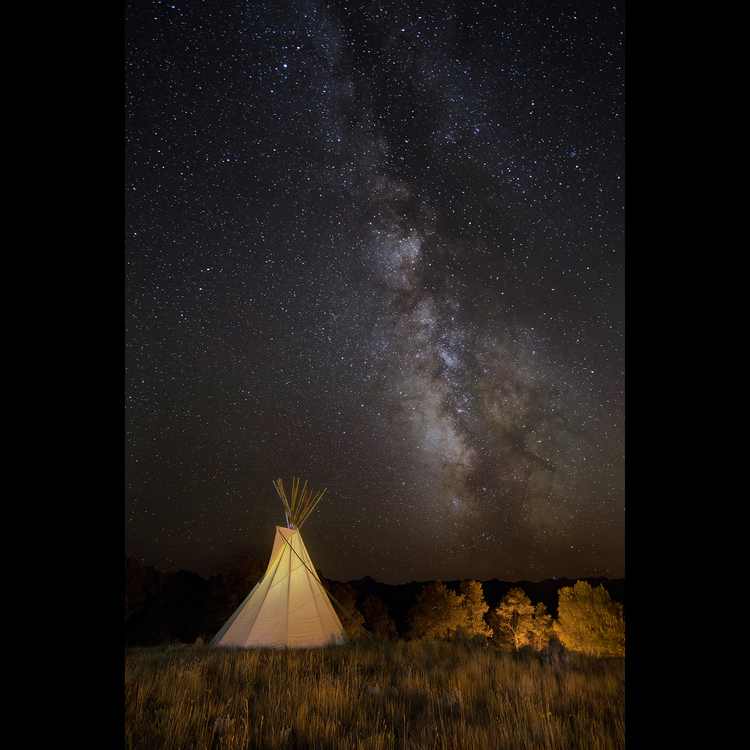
top-left (124, 639), bottom-right (624, 749)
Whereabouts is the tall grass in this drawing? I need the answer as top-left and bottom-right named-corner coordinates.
top-left (125, 640), bottom-right (624, 749)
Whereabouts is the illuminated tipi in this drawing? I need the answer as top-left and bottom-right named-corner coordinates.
top-left (211, 478), bottom-right (349, 649)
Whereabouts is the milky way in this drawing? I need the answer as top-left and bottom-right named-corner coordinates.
top-left (125, 0), bottom-right (624, 584)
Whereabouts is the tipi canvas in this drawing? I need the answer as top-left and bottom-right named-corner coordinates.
top-left (211, 479), bottom-right (349, 649)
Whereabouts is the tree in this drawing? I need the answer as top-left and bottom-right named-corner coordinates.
top-left (226, 553), bottom-right (264, 597)
top-left (205, 553), bottom-right (264, 633)
top-left (554, 580), bottom-right (625, 656)
top-left (128, 569), bottom-right (210, 645)
top-left (458, 580), bottom-right (492, 637)
top-left (327, 581), bottom-right (366, 640)
top-left (530, 601), bottom-right (555, 651)
top-left (125, 555), bottom-right (160, 624)
top-left (361, 593), bottom-right (398, 640)
top-left (405, 581), bottom-right (465, 640)
top-left (488, 587), bottom-right (536, 650)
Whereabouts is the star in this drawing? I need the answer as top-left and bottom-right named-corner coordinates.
top-left (125, 0), bottom-right (624, 584)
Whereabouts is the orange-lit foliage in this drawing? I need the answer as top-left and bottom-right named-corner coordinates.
top-left (554, 580), bottom-right (625, 656)
top-left (488, 587), bottom-right (536, 650)
top-left (405, 580), bottom-right (491, 640)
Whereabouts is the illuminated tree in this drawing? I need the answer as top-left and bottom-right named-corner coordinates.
top-left (530, 601), bottom-right (555, 651)
top-left (405, 581), bottom-right (465, 640)
top-left (458, 580), bottom-right (492, 636)
top-left (554, 580), bottom-right (625, 656)
top-left (488, 587), bottom-right (536, 650)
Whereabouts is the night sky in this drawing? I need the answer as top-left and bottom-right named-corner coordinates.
top-left (125, 0), bottom-right (624, 585)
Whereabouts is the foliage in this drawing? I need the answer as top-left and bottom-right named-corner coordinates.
top-left (554, 580), bottom-right (625, 656)
top-left (125, 556), bottom-right (624, 658)
top-left (125, 640), bottom-right (625, 749)
top-left (327, 581), bottom-right (366, 640)
top-left (405, 580), bottom-right (490, 641)
top-left (125, 555), bottom-right (161, 623)
top-left (204, 553), bottom-right (264, 633)
top-left (405, 581), bottom-right (465, 640)
top-left (361, 593), bottom-right (398, 640)
top-left (126, 554), bottom-right (265, 646)
top-left (487, 588), bottom-right (556, 652)
top-left (530, 601), bottom-right (555, 650)
top-left (131, 569), bottom-right (211, 645)
top-left (458, 580), bottom-right (492, 637)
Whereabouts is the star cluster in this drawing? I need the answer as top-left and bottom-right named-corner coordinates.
top-left (125, 0), bottom-right (624, 584)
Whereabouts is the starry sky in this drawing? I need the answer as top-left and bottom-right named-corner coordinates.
top-left (125, 0), bottom-right (624, 585)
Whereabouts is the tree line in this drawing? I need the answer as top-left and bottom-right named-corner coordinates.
top-left (398, 579), bottom-right (624, 657)
top-left (125, 554), bottom-right (624, 657)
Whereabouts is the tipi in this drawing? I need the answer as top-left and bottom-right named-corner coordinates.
top-left (211, 478), bottom-right (349, 649)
